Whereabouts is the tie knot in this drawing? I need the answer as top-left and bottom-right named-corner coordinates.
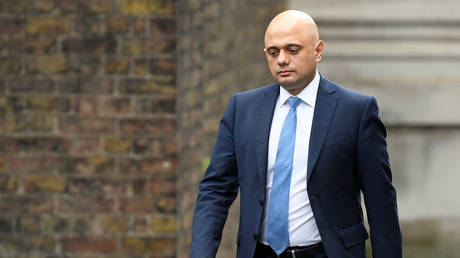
top-left (288, 96), bottom-right (301, 109)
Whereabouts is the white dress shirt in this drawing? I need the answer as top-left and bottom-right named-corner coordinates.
top-left (259, 70), bottom-right (321, 247)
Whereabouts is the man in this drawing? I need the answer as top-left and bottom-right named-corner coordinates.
top-left (191, 10), bottom-right (402, 258)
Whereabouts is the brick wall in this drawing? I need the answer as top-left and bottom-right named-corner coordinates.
top-left (177, 0), bottom-right (286, 257)
top-left (0, 0), bottom-right (177, 257)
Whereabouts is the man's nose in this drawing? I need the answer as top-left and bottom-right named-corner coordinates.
top-left (277, 50), bottom-right (290, 66)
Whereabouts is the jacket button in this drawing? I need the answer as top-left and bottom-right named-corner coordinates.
top-left (253, 233), bottom-right (258, 240)
top-left (259, 200), bottom-right (264, 206)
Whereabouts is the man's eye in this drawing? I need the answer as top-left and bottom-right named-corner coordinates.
top-left (269, 50), bottom-right (278, 56)
top-left (289, 48), bottom-right (299, 54)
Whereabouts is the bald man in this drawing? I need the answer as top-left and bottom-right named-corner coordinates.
top-left (191, 10), bottom-right (402, 258)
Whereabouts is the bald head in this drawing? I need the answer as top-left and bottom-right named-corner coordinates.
top-left (263, 10), bottom-right (324, 95)
top-left (265, 10), bottom-right (319, 45)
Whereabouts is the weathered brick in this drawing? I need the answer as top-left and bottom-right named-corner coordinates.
top-left (4, 0), bottom-right (28, 13)
top-left (70, 137), bottom-right (101, 154)
top-left (58, 196), bottom-right (115, 213)
top-left (28, 55), bottom-right (68, 74)
top-left (75, 15), bottom-right (102, 35)
top-left (104, 137), bottom-right (132, 153)
top-left (0, 57), bottom-right (21, 75)
top-left (60, 77), bottom-right (114, 94)
top-left (0, 17), bottom-right (23, 34)
top-left (73, 56), bottom-right (102, 76)
top-left (119, 77), bottom-right (175, 95)
top-left (102, 98), bottom-right (132, 115)
top-left (72, 215), bottom-right (99, 235)
top-left (29, 0), bottom-right (58, 13)
top-left (24, 174), bottom-right (67, 193)
top-left (133, 58), bottom-right (147, 75)
top-left (134, 18), bottom-right (147, 34)
top-left (62, 37), bottom-right (117, 54)
top-left (7, 113), bottom-right (54, 133)
top-left (8, 37), bottom-right (57, 54)
top-left (68, 177), bottom-right (126, 195)
top-left (58, 156), bottom-right (115, 174)
top-left (26, 17), bottom-right (70, 35)
top-left (151, 57), bottom-right (176, 75)
top-left (99, 215), bottom-right (130, 233)
top-left (0, 216), bottom-right (13, 233)
top-left (61, 237), bottom-right (117, 252)
top-left (121, 39), bottom-right (175, 55)
top-left (151, 177), bottom-right (176, 195)
top-left (135, 98), bottom-right (175, 114)
top-left (120, 157), bottom-right (176, 174)
top-left (0, 137), bottom-right (70, 153)
top-left (121, 0), bottom-right (175, 15)
top-left (120, 118), bottom-right (175, 136)
top-left (72, 97), bottom-right (101, 116)
top-left (133, 216), bottom-right (148, 232)
top-left (8, 96), bottom-right (70, 113)
top-left (131, 178), bottom-right (146, 194)
top-left (121, 237), bottom-right (175, 255)
top-left (8, 156), bottom-right (57, 173)
top-left (105, 17), bottom-right (131, 34)
top-left (104, 57), bottom-right (130, 74)
top-left (150, 18), bottom-right (176, 36)
top-left (59, 116), bottom-right (115, 134)
top-left (2, 236), bottom-right (55, 252)
top-left (15, 215), bottom-right (41, 233)
top-left (42, 215), bottom-right (70, 233)
top-left (0, 195), bottom-right (54, 213)
top-left (9, 77), bottom-right (56, 93)
top-left (0, 174), bottom-right (19, 192)
top-left (151, 216), bottom-right (176, 233)
top-left (119, 197), bottom-right (157, 213)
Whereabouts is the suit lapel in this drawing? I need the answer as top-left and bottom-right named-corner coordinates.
top-left (307, 76), bottom-right (338, 181)
top-left (255, 84), bottom-right (279, 186)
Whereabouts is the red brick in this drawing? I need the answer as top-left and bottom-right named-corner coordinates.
top-left (102, 98), bottom-right (132, 115)
top-left (119, 197), bottom-right (157, 213)
top-left (58, 196), bottom-right (115, 213)
top-left (151, 177), bottom-right (176, 195)
top-left (59, 116), bottom-right (116, 134)
top-left (62, 37), bottom-right (117, 54)
top-left (73, 97), bottom-right (102, 116)
top-left (120, 118), bottom-right (176, 136)
top-left (61, 237), bottom-right (117, 253)
top-left (119, 157), bottom-right (176, 174)
top-left (8, 156), bottom-right (57, 173)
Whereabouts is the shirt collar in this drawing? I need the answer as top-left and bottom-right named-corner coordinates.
top-left (279, 69), bottom-right (320, 108)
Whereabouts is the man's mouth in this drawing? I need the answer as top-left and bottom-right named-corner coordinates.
top-left (278, 70), bottom-right (293, 76)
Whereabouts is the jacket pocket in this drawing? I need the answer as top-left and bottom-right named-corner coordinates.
top-left (338, 223), bottom-right (369, 248)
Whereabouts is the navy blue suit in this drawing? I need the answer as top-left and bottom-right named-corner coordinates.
top-left (191, 76), bottom-right (402, 258)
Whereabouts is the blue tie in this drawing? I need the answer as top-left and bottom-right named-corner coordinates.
top-left (267, 96), bottom-right (302, 255)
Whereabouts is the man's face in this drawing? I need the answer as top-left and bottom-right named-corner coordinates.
top-left (264, 21), bottom-right (323, 94)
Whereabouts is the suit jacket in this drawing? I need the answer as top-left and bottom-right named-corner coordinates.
top-left (190, 75), bottom-right (402, 258)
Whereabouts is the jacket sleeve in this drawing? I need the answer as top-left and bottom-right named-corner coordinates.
top-left (356, 97), bottom-right (403, 258)
top-left (190, 94), bottom-right (240, 258)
